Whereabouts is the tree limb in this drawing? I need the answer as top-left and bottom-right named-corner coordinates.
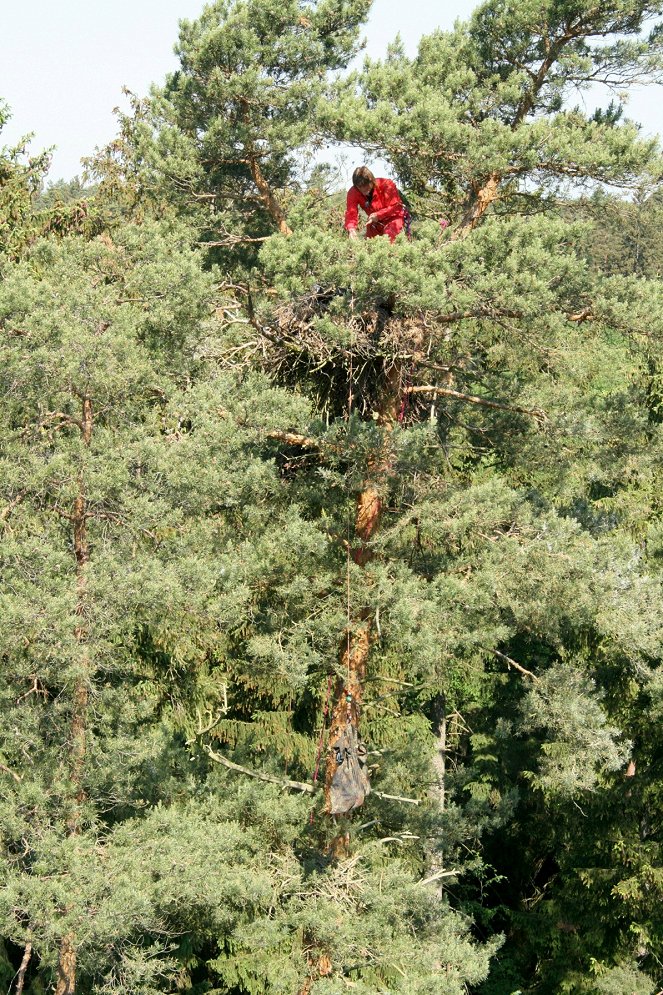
top-left (0, 762), bottom-right (22, 783)
top-left (418, 868), bottom-right (461, 886)
top-left (489, 647), bottom-right (539, 681)
top-left (14, 941), bottom-right (32, 995)
top-left (372, 791), bottom-right (421, 806)
top-left (204, 744), bottom-right (314, 793)
top-left (204, 745), bottom-right (421, 804)
top-left (266, 430), bottom-right (322, 449)
top-left (405, 385), bottom-right (547, 422)
top-left (1, 491), bottom-right (26, 524)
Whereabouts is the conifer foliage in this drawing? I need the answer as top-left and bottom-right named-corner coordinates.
top-left (3, 1), bottom-right (663, 993)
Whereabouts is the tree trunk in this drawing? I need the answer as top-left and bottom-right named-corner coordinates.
top-left (324, 361), bottom-right (401, 817)
top-left (431, 693), bottom-right (446, 812)
top-left (15, 941), bottom-right (32, 995)
top-left (56, 395), bottom-right (93, 994)
top-left (455, 173), bottom-right (501, 236)
top-left (55, 935), bottom-right (76, 995)
top-left (248, 154), bottom-right (292, 236)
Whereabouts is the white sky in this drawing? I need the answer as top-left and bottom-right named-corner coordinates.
top-left (1, 0), bottom-right (662, 182)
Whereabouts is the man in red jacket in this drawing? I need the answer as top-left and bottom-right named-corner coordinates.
top-left (344, 165), bottom-right (407, 242)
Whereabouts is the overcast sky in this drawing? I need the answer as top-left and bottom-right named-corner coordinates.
top-left (1, 0), bottom-right (662, 182)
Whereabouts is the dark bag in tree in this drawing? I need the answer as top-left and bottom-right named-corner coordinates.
top-left (329, 719), bottom-right (371, 814)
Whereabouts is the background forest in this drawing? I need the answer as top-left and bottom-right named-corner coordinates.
top-left (2, 1), bottom-right (663, 993)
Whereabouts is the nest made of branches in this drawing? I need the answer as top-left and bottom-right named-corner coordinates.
top-left (258, 288), bottom-right (439, 420)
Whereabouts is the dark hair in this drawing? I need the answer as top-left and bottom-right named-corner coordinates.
top-left (352, 165), bottom-right (375, 188)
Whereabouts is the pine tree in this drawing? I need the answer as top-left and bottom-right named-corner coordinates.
top-left (5, 0), bottom-right (663, 991)
top-left (241, 0), bottom-right (663, 989)
top-left (0, 219), bottom-right (326, 993)
top-left (89, 0), bottom-right (368, 262)
top-left (0, 103), bottom-right (51, 261)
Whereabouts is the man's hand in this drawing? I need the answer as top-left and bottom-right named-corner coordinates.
top-left (366, 213), bottom-right (377, 226)
top-left (348, 228), bottom-right (358, 240)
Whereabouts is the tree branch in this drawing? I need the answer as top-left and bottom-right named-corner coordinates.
top-left (204, 744), bottom-right (314, 793)
top-left (405, 385), bottom-right (547, 422)
top-left (266, 429), bottom-right (322, 449)
top-left (0, 762), bottom-right (22, 783)
top-left (1, 491), bottom-right (26, 524)
top-left (204, 745), bottom-right (421, 805)
top-left (418, 868), bottom-right (461, 886)
top-left (372, 791), bottom-right (421, 806)
top-left (14, 941), bottom-right (32, 995)
top-left (489, 647), bottom-right (539, 681)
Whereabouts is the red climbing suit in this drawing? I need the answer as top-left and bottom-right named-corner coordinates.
top-left (344, 177), bottom-right (406, 242)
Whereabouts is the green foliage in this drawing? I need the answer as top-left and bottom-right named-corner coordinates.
top-left (89, 0), bottom-right (368, 266)
top-left (5, 0), bottom-right (663, 992)
top-left (0, 102), bottom-right (51, 261)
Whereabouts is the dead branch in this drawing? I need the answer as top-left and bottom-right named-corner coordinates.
top-left (14, 941), bottom-right (32, 995)
top-left (16, 676), bottom-right (49, 703)
top-left (489, 647), bottom-right (539, 681)
top-left (372, 791), bottom-right (421, 806)
top-left (568, 308), bottom-right (594, 322)
top-left (1, 491), bottom-right (26, 524)
top-left (204, 746), bottom-right (421, 805)
top-left (267, 430), bottom-right (322, 450)
top-left (203, 235), bottom-right (272, 246)
top-left (418, 868), bottom-right (461, 886)
top-left (0, 762), bottom-right (22, 783)
top-left (204, 744), bottom-right (314, 793)
top-left (186, 699), bottom-right (229, 746)
top-left (405, 385), bottom-right (547, 422)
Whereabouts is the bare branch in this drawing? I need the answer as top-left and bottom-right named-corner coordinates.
top-left (418, 868), bottom-right (461, 886)
top-left (489, 647), bottom-right (539, 681)
top-left (1, 491), bottom-right (26, 524)
top-left (266, 429), bottom-right (322, 449)
top-left (372, 791), bottom-right (421, 806)
top-left (0, 762), bottom-right (22, 783)
top-left (203, 235), bottom-right (272, 246)
top-left (204, 744), bottom-right (314, 793)
top-left (406, 385), bottom-right (547, 422)
top-left (14, 941), bottom-right (32, 995)
top-left (203, 746), bottom-right (421, 805)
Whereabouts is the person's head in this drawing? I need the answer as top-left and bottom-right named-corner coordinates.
top-left (352, 165), bottom-right (375, 196)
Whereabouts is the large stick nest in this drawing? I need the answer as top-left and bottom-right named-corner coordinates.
top-left (259, 288), bottom-right (436, 420)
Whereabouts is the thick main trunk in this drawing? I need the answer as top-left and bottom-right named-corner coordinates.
top-left (55, 936), bottom-right (76, 995)
top-left (455, 173), bottom-right (501, 236)
top-left (324, 622), bottom-right (371, 815)
top-left (57, 396), bottom-right (92, 994)
top-left (248, 154), bottom-right (292, 237)
top-left (324, 362), bottom-right (401, 816)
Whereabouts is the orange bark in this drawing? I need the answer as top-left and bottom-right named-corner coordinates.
top-left (323, 359), bottom-right (403, 816)
top-left (249, 154), bottom-right (292, 236)
top-left (55, 935), bottom-right (76, 995)
top-left (57, 396), bottom-right (93, 992)
top-left (455, 173), bottom-right (501, 236)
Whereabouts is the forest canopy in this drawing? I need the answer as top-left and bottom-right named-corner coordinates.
top-left (2, 2), bottom-right (663, 994)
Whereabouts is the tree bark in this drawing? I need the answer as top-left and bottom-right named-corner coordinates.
top-left (248, 153), bottom-right (292, 237)
top-left (15, 941), bottom-right (32, 995)
top-left (455, 173), bottom-right (501, 236)
top-left (57, 395), bottom-right (93, 995)
top-left (431, 693), bottom-right (446, 812)
top-left (55, 936), bottom-right (76, 995)
top-left (324, 361), bottom-right (402, 817)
